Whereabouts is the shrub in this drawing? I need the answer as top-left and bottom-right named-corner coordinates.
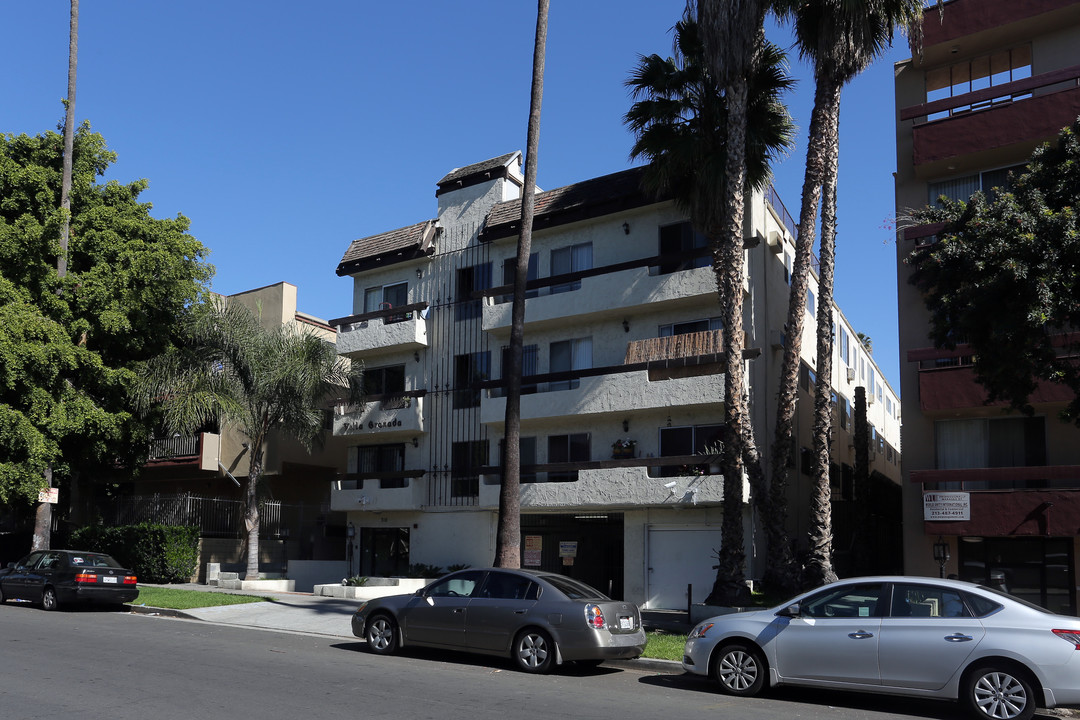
top-left (70, 523), bottom-right (199, 583)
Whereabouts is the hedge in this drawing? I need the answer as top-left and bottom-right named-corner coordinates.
top-left (69, 523), bottom-right (200, 584)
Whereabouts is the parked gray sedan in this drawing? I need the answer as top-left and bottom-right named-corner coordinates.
top-left (352, 567), bottom-right (646, 673)
top-left (683, 575), bottom-right (1080, 720)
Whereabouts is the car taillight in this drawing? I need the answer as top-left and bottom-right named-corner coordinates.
top-left (75, 572), bottom-right (97, 583)
top-left (124, 575), bottom-right (137, 585)
top-left (1053, 629), bottom-right (1080, 648)
top-left (585, 604), bottom-right (606, 630)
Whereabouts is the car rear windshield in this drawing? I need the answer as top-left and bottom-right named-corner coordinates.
top-left (545, 576), bottom-right (609, 601)
top-left (70, 554), bottom-right (122, 569)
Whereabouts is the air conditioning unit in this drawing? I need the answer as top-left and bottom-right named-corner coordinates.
top-left (767, 230), bottom-right (783, 254)
top-left (868, 451), bottom-right (877, 463)
top-left (867, 393), bottom-right (876, 405)
top-left (846, 367), bottom-right (856, 382)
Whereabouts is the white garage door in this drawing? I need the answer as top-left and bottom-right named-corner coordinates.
top-left (646, 526), bottom-right (723, 610)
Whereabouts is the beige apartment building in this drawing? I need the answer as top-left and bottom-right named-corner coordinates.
top-left (895, 0), bottom-right (1080, 613)
top-left (330, 153), bottom-right (902, 608)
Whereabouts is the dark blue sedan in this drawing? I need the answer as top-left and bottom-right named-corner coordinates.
top-left (0, 549), bottom-right (138, 610)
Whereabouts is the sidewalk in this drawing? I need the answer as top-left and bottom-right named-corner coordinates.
top-left (129, 583), bottom-right (684, 673)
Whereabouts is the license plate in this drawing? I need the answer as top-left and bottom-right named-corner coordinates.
top-left (102, 576), bottom-right (117, 584)
top-left (619, 616), bottom-right (633, 630)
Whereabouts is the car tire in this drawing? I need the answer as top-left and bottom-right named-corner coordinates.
top-left (712, 642), bottom-right (766, 697)
top-left (365, 614), bottom-right (398, 655)
top-left (962, 663), bottom-right (1037, 720)
top-left (513, 628), bottom-right (555, 674)
top-left (42, 587), bottom-right (58, 612)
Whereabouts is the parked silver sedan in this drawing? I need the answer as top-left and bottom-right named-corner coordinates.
top-left (352, 567), bottom-right (645, 673)
top-left (683, 575), bottom-right (1080, 720)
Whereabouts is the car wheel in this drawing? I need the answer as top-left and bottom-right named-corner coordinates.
top-left (365, 614), bottom-right (398, 655)
top-left (42, 587), bottom-right (58, 612)
top-left (713, 642), bottom-right (766, 697)
top-left (962, 664), bottom-right (1037, 720)
top-left (513, 628), bottom-right (555, 674)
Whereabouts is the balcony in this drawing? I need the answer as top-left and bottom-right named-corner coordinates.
top-left (331, 302), bottom-right (429, 358)
top-left (330, 471), bottom-right (426, 513)
top-left (333, 393), bottom-right (425, 439)
top-left (901, 66), bottom-right (1080, 179)
top-left (920, 0), bottom-right (1080, 53)
top-left (145, 432), bottom-right (220, 472)
top-left (912, 464), bottom-right (1080, 536)
top-left (908, 346), bottom-right (1073, 412)
top-left (480, 360), bottom-right (724, 425)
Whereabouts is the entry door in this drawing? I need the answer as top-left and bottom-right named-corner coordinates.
top-left (646, 527), bottom-right (723, 609)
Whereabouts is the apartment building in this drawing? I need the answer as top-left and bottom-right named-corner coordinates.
top-left (115, 282), bottom-right (352, 579)
top-left (333, 152), bottom-right (901, 608)
top-left (895, 0), bottom-right (1080, 613)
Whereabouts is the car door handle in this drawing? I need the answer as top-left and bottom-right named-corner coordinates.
top-left (514, 609), bottom-right (527, 614)
top-left (944, 633), bottom-right (973, 642)
top-left (848, 631), bottom-right (875, 639)
top-left (453, 608), bottom-right (466, 614)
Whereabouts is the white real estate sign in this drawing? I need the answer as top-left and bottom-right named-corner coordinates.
top-left (923, 491), bottom-right (970, 521)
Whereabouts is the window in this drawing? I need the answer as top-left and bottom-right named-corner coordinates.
top-left (453, 352), bottom-right (490, 408)
top-left (480, 571), bottom-right (539, 600)
top-left (928, 164), bottom-right (1026, 206)
top-left (451, 440), bottom-right (488, 498)
top-left (658, 221), bottom-right (709, 274)
top-left (551, 242), bottom-right (592, 294)
top-left (549, 337), bottom-right (591, 392)
top-left (807, 288), bottom-right (815, 316)
top-left (455, 262), bottom-right (492, 320)
top-left (495, 436), bottom-right (537, 484)
top-left (364, 282), bottom-right (409, 322)
top-left (659, 317), bottom-right (722, 337)
top-left (784, 250), bottom-right (792, 284)
top-left (891, 583), bottom-right (970, 618)
top-left (364, 364), bottom-right (405, 396)
top-left (427, 570), bottom-right (485, 598)
top-left (500, 344), bottom-right (538, 395)
top-left (658, 424), bottom-right (722, 477)
top-left (547, 433), bottom-right (590, 482)
top-left (935, 417), bottom-right (1046, 483)
top-left (839, 395), bottom-right (851, 430)
top-left (800, 446), bottom-right (813, 476)
top-left (926, 45), bottom-right (1032, 120)
top-left (799, 362), bottom-right (817, 392)
top-left (501, 253), bottom-right (539, 301)
top-left (355, 444), bottom-right (406, 489)
top-left (799, 582), bottom-right (885, 618)
top-left (840, 327), bottom-right (850, 367)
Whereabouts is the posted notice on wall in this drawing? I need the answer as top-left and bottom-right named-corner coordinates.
top-left (524, 535), bottom-right (543, 567)
top-left (38, 488), bottom-right (59, 504)
top-left (923, 491), bottom-right (970, 521)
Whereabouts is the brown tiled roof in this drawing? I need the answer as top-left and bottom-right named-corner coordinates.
top-left (336, 219), bottom-right (434, 276)
top-left (480, 165), bottom-right (661, 242)
top-left (436, 152), bottom-right (522, 197)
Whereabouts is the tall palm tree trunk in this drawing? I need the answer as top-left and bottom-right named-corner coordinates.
top-left (244, 454), bottom-right (263, 580)
top-left (495, 0), bottom-right (548, 568)
top-left (766, 78), bottom-right (842, 594)
top-left (805, 93), bottom-right (842, 587)
top-left (34, 0), bottom-right (79, 552)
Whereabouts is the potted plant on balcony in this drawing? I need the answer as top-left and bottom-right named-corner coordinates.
top-left (612, 438), bottom-right (637, 459)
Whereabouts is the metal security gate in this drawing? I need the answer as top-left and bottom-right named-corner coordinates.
top-left (520, 513), bottom-right (624, 599)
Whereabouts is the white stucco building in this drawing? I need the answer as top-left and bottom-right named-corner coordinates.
top-left (330, 153), bottom-right (901, 608)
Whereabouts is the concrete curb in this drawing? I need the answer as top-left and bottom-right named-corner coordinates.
top-left (127, 604), bottom-right (200, 621)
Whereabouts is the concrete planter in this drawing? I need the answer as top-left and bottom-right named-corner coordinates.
top-left (313, 577), bottom-right (428, 599)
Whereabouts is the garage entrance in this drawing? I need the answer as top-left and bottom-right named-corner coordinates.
top-left (520, 513), bottom-right (624, 599)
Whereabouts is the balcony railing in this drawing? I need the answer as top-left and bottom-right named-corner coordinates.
top-left (624, 330), bottom-right (723, 364)
top-left (148, 434), bottom-right (200, 460)
top-left (912, 465), bottom-right (1080, 490)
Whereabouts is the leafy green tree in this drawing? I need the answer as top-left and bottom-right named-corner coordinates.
top-left (134, 301), bottom-right (364, 580)
top-left (0, 127), bottom-right (212, 535)
top-left (774, 0), bottom-right (924, 590)
top-left (908, 118), bottom-right (1080, 423)
top-left (625, 12), bottom-right (794, 604)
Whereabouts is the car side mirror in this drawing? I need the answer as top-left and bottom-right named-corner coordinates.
top-left (5, 562), bottom-right (13, 570)
top-left (776, 603), bottom-right (801, 618)
top-left (424, 594), bottom-right (435, 607)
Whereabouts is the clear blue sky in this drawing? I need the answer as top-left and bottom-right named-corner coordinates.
top-left (1, 1), bottom-right (911, 388)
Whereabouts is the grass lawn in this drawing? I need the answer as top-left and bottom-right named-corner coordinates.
top-left (130, 586), bottom-right (273, 610)
top-left (642, 631), bottom-right (686, 661)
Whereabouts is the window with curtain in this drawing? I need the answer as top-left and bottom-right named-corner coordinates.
top-left (657, 221), bottom-right (709, 274)
top-left (549, 337), bottom-right (591, 391)
top-left (551, 242), bottom-right (592, 294)
top-left (547, 433), bottom-right (590, 482)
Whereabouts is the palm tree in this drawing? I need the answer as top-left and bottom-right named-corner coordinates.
top-left (626, 12), bottom-right (794, 604)
top-left (134, 300), bottom-right (364, 580)
top-left (774, 0), bottom-right (924, 588)
top-left (34, 0), bottom-right (80, 552)
top-left (494, 0), bottom-right (548, 568)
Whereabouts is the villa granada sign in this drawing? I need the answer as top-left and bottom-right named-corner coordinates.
top-left (338, 416), bottom-right (404, 434)
top-left (923, 491), bottom-right (971, 521)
